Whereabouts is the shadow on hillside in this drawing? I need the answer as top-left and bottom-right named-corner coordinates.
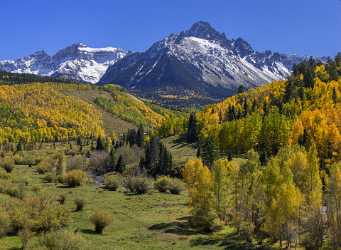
top-left (80, 228), bottom-right (98, 235)
top-left (191, 232), bottom-right (272, 250)
top-left (149, 216), bottom-right (199, 236)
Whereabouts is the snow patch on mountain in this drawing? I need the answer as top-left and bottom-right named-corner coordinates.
top-left (100, 21), bottom-right (304, 103)
top-left (0, 43), bottom-right (128, 83)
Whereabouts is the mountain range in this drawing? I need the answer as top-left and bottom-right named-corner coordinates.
top-left (0, 21), bottom-right (305, 105)
top-left (100, 21), bottom-right (304, 104)
top-left (0, 43), bottom-right (128, 83)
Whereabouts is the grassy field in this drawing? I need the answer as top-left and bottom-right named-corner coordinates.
top-left (161, 136), bottom-right (197, 169)
top-left (0, 154), bottom-right (230, 250)
top-left (0, 141), bottom-right (268, 250)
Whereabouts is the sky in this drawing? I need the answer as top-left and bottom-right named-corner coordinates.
top-left (0, 0), bottom-right (340, 59)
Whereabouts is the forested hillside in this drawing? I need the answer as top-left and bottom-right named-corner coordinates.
top-left (196, 53), bottom-right (341, 167)
top-left (0, 82), bottom-right (181, 147)
top-left (180, 53), bottom-right (341, 249)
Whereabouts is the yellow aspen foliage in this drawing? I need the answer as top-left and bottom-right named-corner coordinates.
top-left (183, 158), bottom-right (216, 230)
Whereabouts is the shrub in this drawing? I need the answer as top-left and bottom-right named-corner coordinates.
top-left (14, 156), bottom-right (39, 167)
top-left (90, 210), bottom-right (112, 234)
top-left (43, 173), bottom-right (56, 183)
top-left (18, 228), bottom-right (34, 249)
top-left (154, 176), bottom-right (172, 193)
top-left (0, 208), bottom-right (11, 237)
top-left (104, 175), bottom-right (120, 191)
top-left (36, 164), bottom-right (50, 175)
top-left (67, 155), bottom-right (87, 170)
top-left (2, 162), bottom-right (14, 173)
top-left (4, 196), bottom-right (69, 233)
top-left (0, 168), bottom-right (10, 179)
top-left (6, 184), bottom-right (25, 199)
top-left (89, 151), bottom-right (110, 174)
top-left (168, 179), bottom-right (184, 195)
top-left (154, 176), bottom-right (184, 194)
top-left (63, 170), bottom-right (88, 187)
top-left (56, 194), bottom-right (66, 205)
top-left (74, 198), bottom-right (85, 212)
top-left (123, 176), bottom-right (150, 194)
top-left (32, 230), bottom-right (87, 250)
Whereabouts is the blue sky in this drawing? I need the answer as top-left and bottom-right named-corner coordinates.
top-left (0, 0), bottom-right (340, 59)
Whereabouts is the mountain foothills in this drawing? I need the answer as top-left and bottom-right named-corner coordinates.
top-left (0, 43), bottom-right (128, 83)
top-left (100, 21), bottom-right (303, 105)
top-left (0, 82), bottom-right (182, 146)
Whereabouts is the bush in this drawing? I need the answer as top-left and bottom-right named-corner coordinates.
top-left (36, 164), bottom-right (50, 175)
top-left (67, 155), bottom-right (87, 171)
top-left (0, 208), bottom-right (11, 237)
top-left (74, 198), bottom-right (85, 212)
top-left (6, 184), bottom-right (25, 199)
top-left (31, 230), bottom-right (87, 250)
top-left (2, 162), bottom-right (14, 173)
top-left (56, 194), bottom-right (66, 205)
top-left (154, 176), bottom-right (183, 194)
top-left (0, 168), bottom-right (10, 179)
top-left (168, 179), bottom-right (184, 195)
top-left (43, 173), bottom-right (56, 183)
top-left (14, 156), bottom-right (39, 166)
top-left (90, 210), bottom-right (112, 234)
top-left (123, 176), bottom-right (150, 194)
top-left (89, 151), bottom-right (110, 174)
top-left (104, 175), bottom-right (120, 191)
top-left (154, 176), bottom-right (172, 193)
top-left (5, 196), bottom-right (69, 233)
top-left (63, 170), bottom-right (88, 187)
top-left (0, 180), bottom-right (25, 199)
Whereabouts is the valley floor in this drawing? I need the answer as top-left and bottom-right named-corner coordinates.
top-left (0, 147), bottom-right (236, 250)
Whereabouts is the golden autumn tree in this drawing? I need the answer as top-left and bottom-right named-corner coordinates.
top-left (183, 158), bottom-right (216, 231)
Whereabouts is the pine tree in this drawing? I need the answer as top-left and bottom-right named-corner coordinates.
top-left (137, 125), bottom-right (145, 147)
top-left (201, 137), bottom-right (219, 167)
top-left (96, 136), bottom-right (105, 151)
top-left (108, 148), bottom-right (116, 172)
top-left (115, 155), bottom-right (125, 173)
top-left (187, 112), bottom-right (198, 143)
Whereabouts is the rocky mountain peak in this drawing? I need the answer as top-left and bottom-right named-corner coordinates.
top-left (233, 38), bottom-right (254, 57)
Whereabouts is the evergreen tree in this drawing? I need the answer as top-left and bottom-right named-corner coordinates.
top-left (127, 129), bottom-right (137, 146)
top-left (16, 138), bottom-right (25, 151)
top-left (187, 113), bottom-right (198, 143)
top-left (96, 136), bottom-right (105, 151)
top-left (137, 125), bottom-right (145, 147)
top-left (115, 155), bottom-right (126, 173)
top-left (333, 87), bottom-right (338, 103)
top-left (145, 137), bottom-right (160, 176)
top-left (326, 60), bottom-right (339, 81)
top-left (201, 137), bottom-right (219, 168)
top-left (108, 148), bottom-right (116, 172)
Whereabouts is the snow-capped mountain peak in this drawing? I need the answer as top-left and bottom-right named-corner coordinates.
top-left (100, 21), bottom-right (304, 104)
top-left (0, 43), bottom-right (128, 83)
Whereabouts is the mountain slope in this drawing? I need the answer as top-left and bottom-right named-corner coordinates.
top-left (100, 21), bottom-right (303, 105)
top-left (0, 80), bottom-right (182, 144)
top-left (0, 43), bottom-right (128, 83)
top-left (196, 56), bottom-right (341, 165)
